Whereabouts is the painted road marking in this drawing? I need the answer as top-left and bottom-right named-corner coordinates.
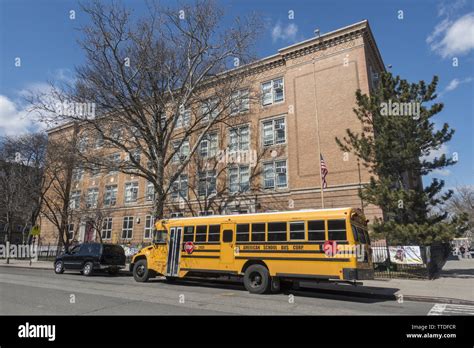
top-left (428, 303), bottom-right (474, 316)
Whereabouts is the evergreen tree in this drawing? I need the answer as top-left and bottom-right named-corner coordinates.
top-left (336, 72), bottom-right (467, 244)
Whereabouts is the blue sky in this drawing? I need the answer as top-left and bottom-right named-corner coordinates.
top-left (0, 0), bottom-right (473, 189)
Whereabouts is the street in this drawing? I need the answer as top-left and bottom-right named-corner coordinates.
top-left (1, 267), bottom-right (465, 316)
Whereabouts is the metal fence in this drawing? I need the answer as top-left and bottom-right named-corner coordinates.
top-left (37, 244), bottom-right (64, 261)
top-left (371, 241), bottom-right (429, 279)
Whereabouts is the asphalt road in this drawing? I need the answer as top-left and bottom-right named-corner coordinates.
top-left (0, 267), bottom-right (442, 315)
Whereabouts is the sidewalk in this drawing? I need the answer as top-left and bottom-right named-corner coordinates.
top-left (1, 258), bottom-right (472, 305)
top-left (302, 259), bottom-right (474, 305)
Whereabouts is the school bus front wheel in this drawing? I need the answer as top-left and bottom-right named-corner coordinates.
top-left (133, 259), bottom-right (153, 282)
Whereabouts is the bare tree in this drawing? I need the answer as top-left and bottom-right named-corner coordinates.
top-left (172, 132), bottom-right (272, 216)
top-left (446, 186), bottom-right (474, 238)
top-left (0, 133), bottom-right (47, 262)
top-left (40, 125), bottom-right (82, 250)
top-left (27, 0), bottom-right (262, 220)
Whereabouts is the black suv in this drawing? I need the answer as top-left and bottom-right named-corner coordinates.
top-left (54, 243), bottom-right (126, 276)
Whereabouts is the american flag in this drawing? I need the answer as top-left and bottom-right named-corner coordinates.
top-left (320, 154), bottom-right (328, 189)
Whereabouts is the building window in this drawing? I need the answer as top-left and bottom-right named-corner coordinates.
top-left (145, 181), bottom-right (155, 201)
top-left (69, 190), bottom-right (81, 209)
top-left (308, 220), bottom-right (325, 241)
top-left (198, 170), bottom-right (217, 197)
top-left (126, 150), bottom-right (141, 165)
top-left (124, 182), bottom-right (139, 203)
top-left (101, 218), bottom-right (112, 240)
top-left (86, 188), bottom-right (99, 208)
top-left (95, 133), bottom-right (104, 148)
top-left (328, 220), bottom-right (347, 241)
top-left (170, 212), bottom-right (184, 218)
top-left (78, 137), bottom-right (88, 153)
top-left (104, 185), bottom-right (117, 206)
top-left (111, 128), bottom-right (123, 142)
top-left (90, 163), bottom-right (100, 177)
top-left (176, 108), bottom-right (191, 128)
top-left (199, 133), bottom-right (218, 158)
top-left (267, 222), bottom-right (287, 242)
top-left (236, 223), bottom-right (250, 242)
top-left (198, 211), bottom-right (214, 216)
top-left (201, 98), bottom-right (219, 122)
top-left (230, 89), bottom-right (250, 115)
top-left (67, 224), bottom-right (75, 240)
top-left (72, 167), bottom-right (84, 181)
top-left (228, 125), bottom-right (249, 152)
top-left (229, 165), bottom-right (249, 193)
top-left (263, 160), bottom-right (287, 189)
top-left (108, 153), bottom-right (121, 174)
top-left (171, 174), bottom-right (188, 200)
top-left (144, 215), bottom-right (154, 239)
top-left (172, 139), bottom-right (190, 163)
top-left (262, 117), bottom-right (286, 147)
top-left (261, 77), bottom-right (284, 106)
top-left (122, 216), bottom-right (133, 240)
top-left (290, 221), bottom-right (305, 240)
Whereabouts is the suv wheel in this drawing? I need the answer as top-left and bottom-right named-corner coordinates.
top-left (82, 262), bottom-right (94, 276)
top-left (243, 264), bottom-right (270, 294)
top-left (54, 261), bottom-right (64, 274)
top-left (133, 259), bottom-right (150, 282)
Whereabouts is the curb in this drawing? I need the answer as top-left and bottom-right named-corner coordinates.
top-left (300, 286), bottom-right (474, 306)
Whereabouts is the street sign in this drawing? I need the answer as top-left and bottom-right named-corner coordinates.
top-left (30, 226), bottom-right (41, 236)
top-left (184, 241), bottom-right (194, 254)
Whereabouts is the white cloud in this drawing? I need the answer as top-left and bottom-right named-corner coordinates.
top-left (0, 95), bottom-right (40, 136)
top-left (438, 77), bottom-right (473, 97)
top-left (427, 12), bottom-right (474, 58)
top-left (271, 22), bottom-right (298, 43)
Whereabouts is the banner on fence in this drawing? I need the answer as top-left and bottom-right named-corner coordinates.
top-left (388, 246), bottom-right (423, 264)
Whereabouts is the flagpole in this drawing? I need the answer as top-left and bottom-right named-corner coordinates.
top-left (312, 59), bottom-right (324, 209)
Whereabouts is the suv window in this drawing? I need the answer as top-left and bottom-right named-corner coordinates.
top-left (103, 244), bottom-right (124, 256)
top-left (79, 244), bottom-right (101, 256)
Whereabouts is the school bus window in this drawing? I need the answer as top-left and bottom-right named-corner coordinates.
top-left (251, 223), bottom-right (265, 241)
top-left (308, 220), bottom-right (325, 241)
top-left (223, 229), bottom-right (233, 242)
top-left (289, 221), bottom-right (305, 240)
top-left (328, 220), bottom-right (346, 240)
top-left (208, 225), bottom-right (220, 242)
top-left (236, 224), bottom-right (250, 242)
top-left (268, 222), bottom-right (287, 241)
top-left (183, 226), bottom-right (194, 242)
top-left (195, 225), bottom-right (207, 242)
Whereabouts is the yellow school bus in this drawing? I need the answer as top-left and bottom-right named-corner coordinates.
top-left (130, 207), bottom-right (373, 294)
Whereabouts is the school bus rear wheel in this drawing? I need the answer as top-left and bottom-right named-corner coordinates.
top-left (243, 264), bottom-right (270, 294)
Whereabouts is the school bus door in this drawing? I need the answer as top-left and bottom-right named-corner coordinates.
top-left (220, 223), bottom-right (234, 265)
